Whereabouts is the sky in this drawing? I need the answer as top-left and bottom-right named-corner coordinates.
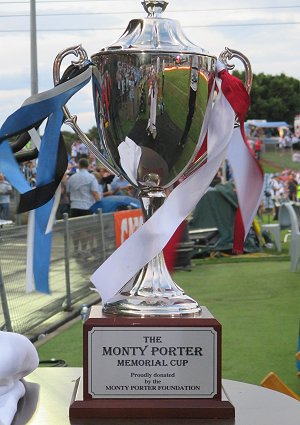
top-left (0, 0), bottom-right (299, 132)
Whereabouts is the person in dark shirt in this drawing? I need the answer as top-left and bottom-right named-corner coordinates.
top-left (254, 138), bottom-right (262, 160)
top-left (288, 173), bottom-right (298, 201)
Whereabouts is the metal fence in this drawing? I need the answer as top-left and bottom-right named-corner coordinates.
top-left (0, 211), bottom-right (116, 339)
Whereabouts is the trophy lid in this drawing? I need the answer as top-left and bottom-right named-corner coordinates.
top-left (99, 0), bottom-right (209, 55)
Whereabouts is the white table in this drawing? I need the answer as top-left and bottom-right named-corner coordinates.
top-left (13, 368), bottom-right (300, 424)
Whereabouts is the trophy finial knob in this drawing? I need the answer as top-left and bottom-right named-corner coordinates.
top-left (142, 1), bottom-right (169, 17)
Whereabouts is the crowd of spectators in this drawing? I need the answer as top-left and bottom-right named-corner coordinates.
top-left (0, 139), bottom-right (141, 222)
top-left (58, 140), bottom-right (140, 219)
top-left (1, 138), bottom-right (300, 226)
top-left (277, 132), bottom-right (299, 149)
top-left (247, 131), bottom-right (300, 154)
top-left (263, 170), bottom-right (300, 219)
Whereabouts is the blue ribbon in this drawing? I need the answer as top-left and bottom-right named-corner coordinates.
top-left (0, 67), bottom-right (92, 293)
top-left (0, 141), bottom-right (31, 194)
top-left (0, 77), bottom-right (90, 142)
top-left (33, 109), bottom-right (65, 293)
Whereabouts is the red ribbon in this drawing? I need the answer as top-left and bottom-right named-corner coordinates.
top-left (218, 69), bottom-right (263, 254)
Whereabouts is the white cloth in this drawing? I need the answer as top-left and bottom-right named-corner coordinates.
top-left (0, 332), bottom-right (39, 425)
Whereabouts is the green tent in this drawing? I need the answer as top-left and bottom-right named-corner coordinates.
top-left (189, 182), bottom-right (261, 253)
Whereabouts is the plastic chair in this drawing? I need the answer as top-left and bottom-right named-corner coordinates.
top-left (261, 223), bottom-right (282, 252)
top-left (261, 372), bottom-right (300, 401)
top-left (278, 203), bottom-right (300, 272)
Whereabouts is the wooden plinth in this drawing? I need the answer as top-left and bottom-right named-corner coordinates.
top-left (69, 306), bottom-right (235, 419)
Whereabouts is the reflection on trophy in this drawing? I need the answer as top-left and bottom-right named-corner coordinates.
top-left (53, 0), bottom-right (253, 418)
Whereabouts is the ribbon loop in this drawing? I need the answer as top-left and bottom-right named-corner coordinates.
top-left (0, 67), bottom-right (92, 294)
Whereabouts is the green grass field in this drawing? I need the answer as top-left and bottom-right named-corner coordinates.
top-left (37, 256), bottom-right (300, 395)
top-left (261, 148), bottom-right (300, 173)
top-left (164, 68), bottom-right (207, 143)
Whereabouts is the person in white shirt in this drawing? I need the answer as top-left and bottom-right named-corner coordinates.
top-left (78, 141), bottom-right (89, 159)
top-left (66, 158), bottom-right (101, 256)
top-left (0, 173), bottom-right (12, 220)
top-left (269, 175), bottom-right (284, 220)
top-left (71, 140), bottom-right (80, 162)
top-left (66, 158), bottom-right (101, 216)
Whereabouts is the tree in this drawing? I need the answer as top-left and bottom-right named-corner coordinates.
top-left (61, 130), bottom-right (78, 154)
top-left (232, 71), bottom-right (300, 125)
top-left (87, 126), bottom-right (99, 142)
top-left (61, 127), bottom-right (101, 156)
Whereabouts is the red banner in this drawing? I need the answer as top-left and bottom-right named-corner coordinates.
top-left (114, 209), bottom-right (143, 248)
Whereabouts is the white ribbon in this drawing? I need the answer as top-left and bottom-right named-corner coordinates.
top-left (25, 129), bottom-right (41, 293)
top-left (28, 128), bottom-right (41, 150)
top-left (118, 137), bottom-right (142, 186)
top-left (25, 128), bottom-right (63, 292)
top-left (28, 127), bottom-right (61, 235)
top-left (91, 84), bottom-right (236, 304)
top-left (227, 129), bottom-right (264, 233)
top-left (45, 184), bottom-right (61, 235)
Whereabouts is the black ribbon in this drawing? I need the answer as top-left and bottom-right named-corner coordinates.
top-left (17, 133), bottom-right (68, 213)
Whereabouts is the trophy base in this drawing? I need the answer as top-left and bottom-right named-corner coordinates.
top-left (69, 306), bottom-right (235, 420)
top-left (70, 377), bottom-right (235, 419)
top-left (103, 293), bottom-right (201, 316)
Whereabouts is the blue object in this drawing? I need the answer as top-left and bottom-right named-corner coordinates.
top-left (0, 69), bottom-right (91, 294)
top-left (246, 120), bottom-right (289, 128)
top-left (90, 196), bottom-right (141, 213)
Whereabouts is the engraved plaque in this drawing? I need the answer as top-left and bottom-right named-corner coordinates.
top-left (87, 326), bottom-right (218, 398)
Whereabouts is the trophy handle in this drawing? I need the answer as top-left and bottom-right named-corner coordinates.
top-left (218, 46), bottom-right (253, 94)
top-left (53, 45), bottom-right (118, 176)
top-left (218, 47), bottom-right (252, 132)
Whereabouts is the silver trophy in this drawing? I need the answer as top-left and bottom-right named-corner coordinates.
top-left (53, 0), bottom-right (252, 317)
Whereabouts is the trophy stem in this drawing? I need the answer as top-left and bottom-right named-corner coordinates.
top-left (103, 186), bottom-right (201, 317)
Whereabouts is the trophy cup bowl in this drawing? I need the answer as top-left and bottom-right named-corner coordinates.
top-left (53, 1), bottom-right (251, 317)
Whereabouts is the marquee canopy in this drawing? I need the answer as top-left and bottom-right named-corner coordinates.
top-left (246, 120), bottom-right (289, 128)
